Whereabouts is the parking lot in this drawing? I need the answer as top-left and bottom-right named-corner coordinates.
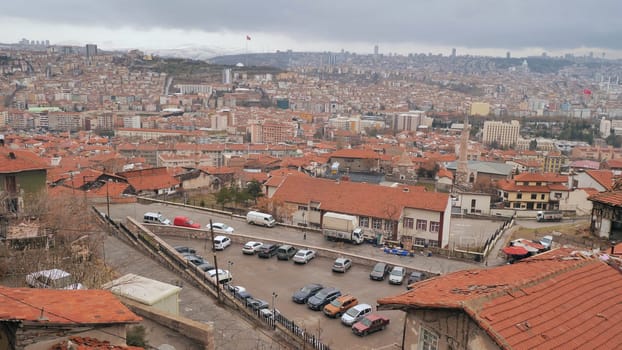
top-left (165, 236), bottom-right (406, 350)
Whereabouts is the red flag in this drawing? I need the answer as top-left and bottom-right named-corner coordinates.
top-left (246, 35), bottom-right (251, 41)
top-left (583, 88), bottom-right (592, 95)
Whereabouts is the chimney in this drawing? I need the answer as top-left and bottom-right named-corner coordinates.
top-left (8, 152), bottom-right (16, 159)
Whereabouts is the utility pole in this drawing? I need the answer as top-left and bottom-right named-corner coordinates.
top-left (209, 219), bottom-right (215, 252)
top-left (214, 254), bottom-right (221, 301)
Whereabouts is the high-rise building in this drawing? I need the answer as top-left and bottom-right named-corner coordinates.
top-left (600, 117), bottom-right (612, 138)
top-left (374, 45), bottom-right (379, 56)
top-left (393, 111), bottom-right (426, 132)
top-left (482, 120), bottom-right (520, 147)
top-left (222, 68), bottom-right (232, 84)
top-left (86, 44), bottom-right (98, 58)
top-left (506, 51), bottom-right (511, 59)
top-left (451, 48), bottom-right (456, 57)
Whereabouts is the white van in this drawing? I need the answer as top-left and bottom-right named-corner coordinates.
top-left (246, 211), bottom-right (276, 227)
top-left (143, 212), bottom-right (171, 225)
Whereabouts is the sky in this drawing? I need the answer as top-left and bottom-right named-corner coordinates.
top-left (1, 0), bottom-right (622, 58)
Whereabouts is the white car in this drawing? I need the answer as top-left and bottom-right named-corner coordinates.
top-left (293, 249), bottom-right (316, 264)
top-left (213, 235), bottom-right (232, 250)
top-left (206, 269), bottom-right (232, 284)
top-left (25, 269), bottom-right (86, 290)
top-left (388, 266), bottom-right (406, 285)
top-left (206, 222), bottom-right (235, 234)
top-left (242, 241), bottom-right (263, 255)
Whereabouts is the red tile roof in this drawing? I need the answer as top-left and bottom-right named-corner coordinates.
top-left (586, 170), bottom-right (614, 191)
top-left (52, 336), bottom-right (144, 350)
top-left (0, 287), bottom-right (141, 325)
top-left (0, 148), bottom-right (48, 173)
top-left (270, 175), bottom-right (448, 216)
top-left (378, 249), bottom-right (622, 350)
top-left (513, 173), bottom-right (567, 183)
top-left (589, 191), bottom-right (622, 207)
top-left (329, 149), bottom-right (381, 160)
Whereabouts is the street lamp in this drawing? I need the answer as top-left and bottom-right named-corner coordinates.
top-left (271, 291), bottom-right (278, 318)
top-left (227, 260), bottom-right (234, 281)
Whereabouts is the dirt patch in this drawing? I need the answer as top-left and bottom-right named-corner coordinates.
top-left (510, 222), bottom-right (611, 250)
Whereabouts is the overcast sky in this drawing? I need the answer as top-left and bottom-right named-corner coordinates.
top-left (2, 0), bottom-right (621, 58)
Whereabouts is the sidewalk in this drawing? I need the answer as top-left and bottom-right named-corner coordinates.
top-left (485, 224), bottom-right (520, 267)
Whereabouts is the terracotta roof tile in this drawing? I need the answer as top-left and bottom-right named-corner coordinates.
top-left (0, 287), bottom-right (141, 325)
top-left (589, 191), bottom-right (622, 207)
top-left (378, 249), bottom-right (622, 350)
top-left (0, 148), bottom-right (48, 173)
top-left (586, 170), bottom-right (614, 191)
top-left (270, 175), bottom-right (447, 216)
top-left (329, 149), bottom-right (381, 159)
top-left (513, 173), bottom-right (567, 183)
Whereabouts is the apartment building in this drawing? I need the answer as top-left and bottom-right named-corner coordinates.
top-left (482, 120), bottom-right (520, 147)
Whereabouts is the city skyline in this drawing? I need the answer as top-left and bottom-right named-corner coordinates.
top-left (2, 0), bottom-right (622, 58)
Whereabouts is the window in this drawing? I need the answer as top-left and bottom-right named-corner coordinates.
top-left (471, 199), bottom-right (476, 207)
top-left (430, 221), bottom-right (440, 233)
top-left (359, 217), bottom-right (369, 228)
top-left (297, 205), bottom-right (307, 211)
top-left (416, 219), bottom-right (427, 231)
top-left (541, 194), bottom-right (545, 200)
top-left (531, 193), bottom-right (537, 200)
top-left (372, 218), bottom-right (382, 230)
top-left (310, 207), bottom-right (321, 212)
top-left (513, 203), bottom-right (521, 208)
top-left (414, 237), bottom-right (426, 246)
top-left (384, 220), bottom-right (394, 232)
top-left (403, 217), bottom-right (414, 229)
top-left (420, 327), bottom-right (439, 350)
top-left (428, 240), bottom-right (439, 247)
top-left (516, 192), bottom-right (522, 199)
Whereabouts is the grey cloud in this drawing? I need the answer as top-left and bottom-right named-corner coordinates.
top-left (2, 0), bottom-right (622, 50)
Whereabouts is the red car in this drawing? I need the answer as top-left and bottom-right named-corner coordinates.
top-left (351, 313), bottom-right (389, 336)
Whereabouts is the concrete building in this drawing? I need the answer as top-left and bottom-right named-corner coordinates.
top-left (482, 120), bottom-right (520, 147)
top-left (85, 44), bottom-right (98, 58)
top-left (600, 117), bottom-right (612, 138)
top-left (393, 111), bottom-right (426, 132)
top-left (123, 115), bottom-right (141, 129)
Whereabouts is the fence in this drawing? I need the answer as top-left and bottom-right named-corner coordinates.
top-left (98, 209), bottom-right (332, 350)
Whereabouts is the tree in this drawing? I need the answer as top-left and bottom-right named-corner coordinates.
top-left (245, 180), bottom-right (264, 204)
top-left (215, 187), bottom-right (233, 209)
top-left (529, 139), bottom-right (538, 151)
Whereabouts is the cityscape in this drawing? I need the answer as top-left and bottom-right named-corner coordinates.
top-left (2, 2), bottom-right (622, 349)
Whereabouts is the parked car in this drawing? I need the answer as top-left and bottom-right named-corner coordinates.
top-left (206, 269), bottom-right (232, 284)
top-left (341, 303), bottom-right (373, 326)
top-left (143, 212), bottom-right (171, 225)
top-left (332, 257), bottom-right (352, 273)
top-left (246, 211), bottom-right (276, 227)
top-left (246, 297), bottom-right (270, 311)
top-left (323, 294), bottom-right (358, 318)
top-left (369, 262), bottom-right (390, 281)
top-left (213, 235), bottom-right (231, 250)
top-left (173, 216), bottom-right (201, 229)
top-left (258, 244), bottom-right (280, 258)
top-left (307, 287), bottom-right (342, 311)
top-left (388, 266), bottom-right (406, 285)
top-left (206, 222), bottom-right (235, 234)
top-left (406, 271), bottom-right (426, 289)
top-left (25, 269), bottom-right (86, 290)
top-left (242, 241), bottom-right (263, 255)
top-left (196, 262), bottom-right (215, 272)
top-left (352, 313), bottom-right (390, 336)
top-left (184, 255), bottom-right (206, 266)
top-left (277, 245), bottom-right (298, 260)
top-left (293, 249), bottom-right (316, 264)
top-left (174, 246), bottom-right (196, 255)
top-left (292, 283), bottom-right (324, 304)
top-left (227, 284), bottom-right (246, 294)
top-left (259, 308), bottom-right (281, 320)
top-left (540, 235), bottom-right (553, 250)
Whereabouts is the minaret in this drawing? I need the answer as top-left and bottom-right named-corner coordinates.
top-left (455, 115), bottom-right (470, 188)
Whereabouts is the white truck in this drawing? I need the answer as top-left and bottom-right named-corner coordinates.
top-left (536, 210), bottom-right (563, 222)
top-left (322, 212), bottom-right (364, 244)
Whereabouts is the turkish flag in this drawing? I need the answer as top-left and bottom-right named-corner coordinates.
top-left (246, 35), bottom-right (251, 41)
top-left (583, 88), bottom-right (592, 95)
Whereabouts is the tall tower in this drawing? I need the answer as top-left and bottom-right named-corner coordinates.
top-left (455, 115), bottom-right (471, 189)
